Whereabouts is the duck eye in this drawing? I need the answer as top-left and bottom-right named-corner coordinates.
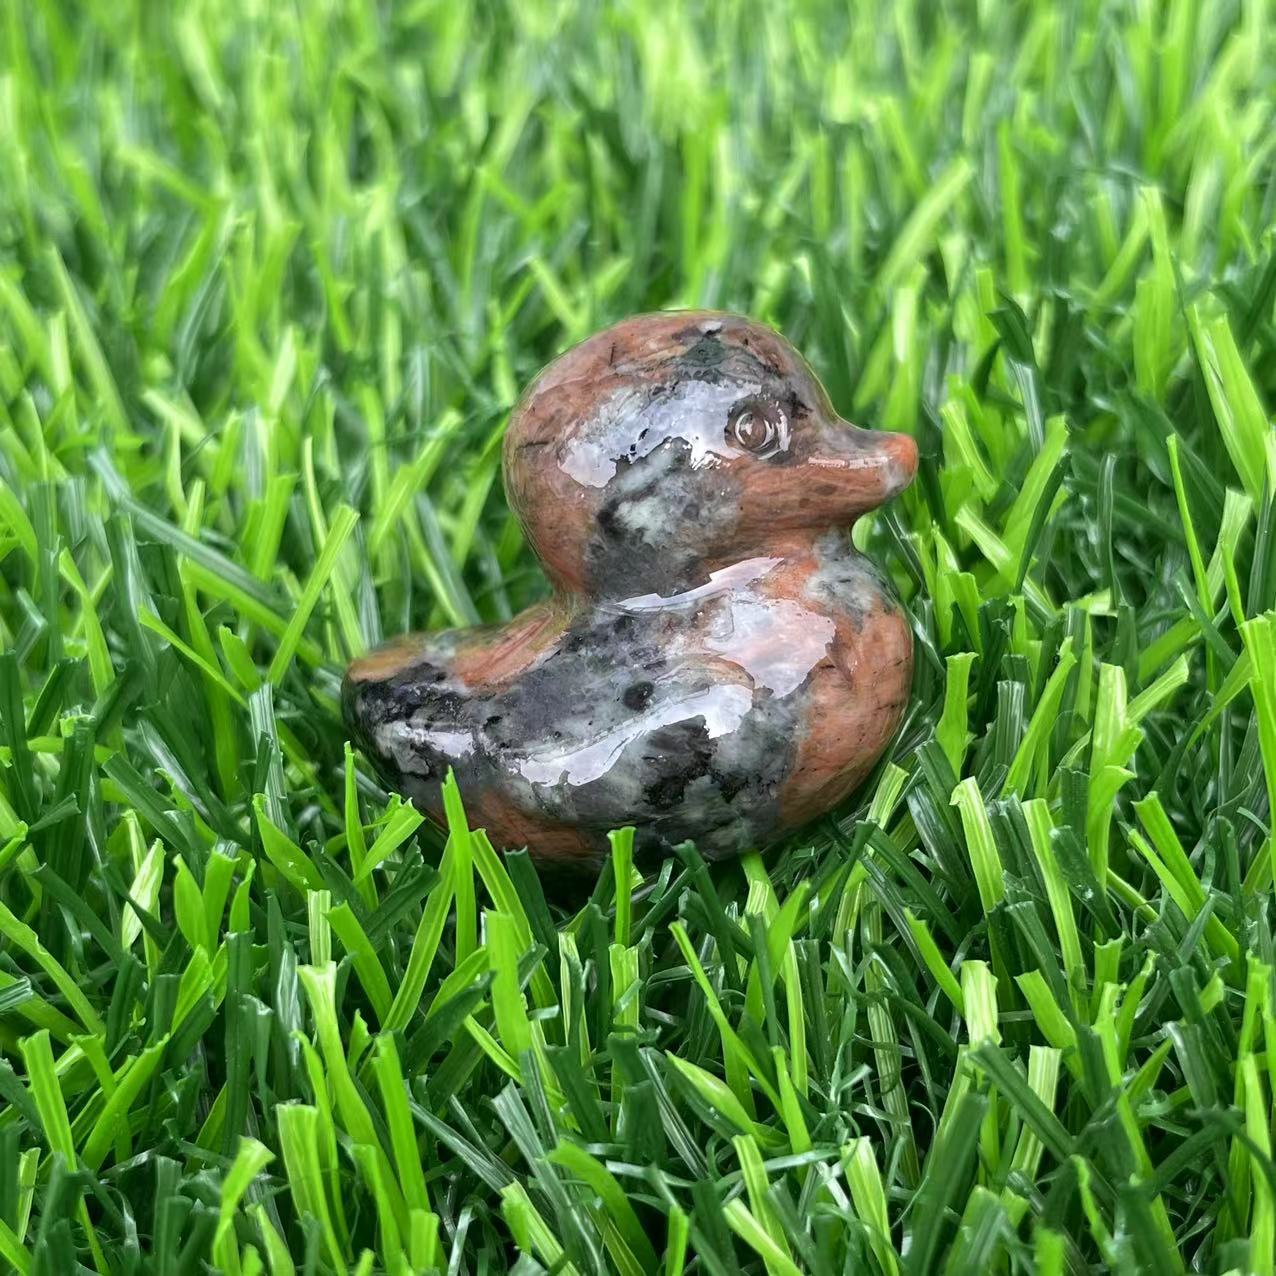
top-left (727, 400), bottom-right (788, 456)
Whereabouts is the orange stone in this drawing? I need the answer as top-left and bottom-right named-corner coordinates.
top-left (344, 312), bottom-right (917, 866)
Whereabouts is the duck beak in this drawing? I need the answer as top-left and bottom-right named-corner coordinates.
top-left (806, 422), bottom-right (918, 512)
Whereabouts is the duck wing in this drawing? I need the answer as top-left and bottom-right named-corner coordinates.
top-left (470, 613), bottom-right (803, 859)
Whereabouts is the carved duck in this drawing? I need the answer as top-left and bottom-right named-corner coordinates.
top-left (343, 312), bottom-right (917, 865)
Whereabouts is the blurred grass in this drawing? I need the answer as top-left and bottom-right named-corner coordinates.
top-left (1, 0), bottom-right (1276, 1271)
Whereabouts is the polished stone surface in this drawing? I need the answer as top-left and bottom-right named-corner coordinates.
top-left (344, 311), bottom-right (917, 865)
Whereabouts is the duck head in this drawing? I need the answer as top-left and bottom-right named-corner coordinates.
top-left (505, 311), bottom-right (917, 597)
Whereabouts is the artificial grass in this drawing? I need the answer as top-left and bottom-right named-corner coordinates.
top-left (1, 0), bottom-right (1275, 1271)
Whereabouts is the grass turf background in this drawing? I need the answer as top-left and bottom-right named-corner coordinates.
top-left (2, 0), bottom-right (1276, 1271)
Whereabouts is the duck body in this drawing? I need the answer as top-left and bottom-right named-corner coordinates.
top-left (344, 312), bottom-right (917, 866)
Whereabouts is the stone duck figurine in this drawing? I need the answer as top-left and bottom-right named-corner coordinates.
top-left (343, 312), bottom-right (917, 866)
